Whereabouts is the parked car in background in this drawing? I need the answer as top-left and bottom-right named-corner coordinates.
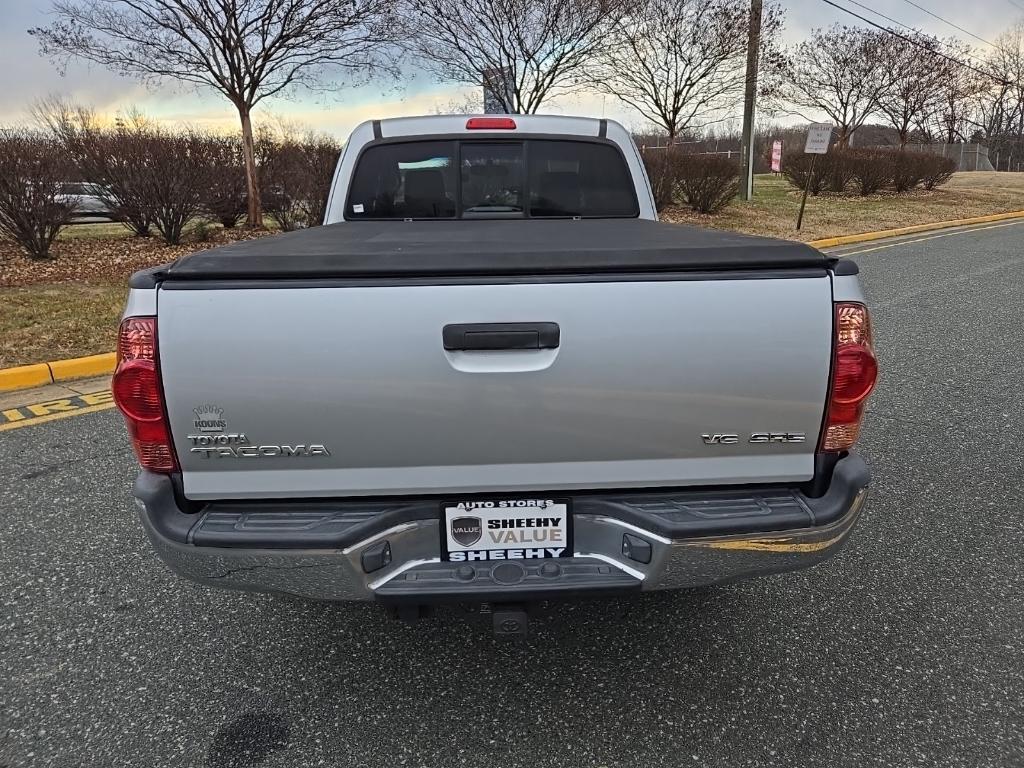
top-left (57, 182), bottom-right (115, 221)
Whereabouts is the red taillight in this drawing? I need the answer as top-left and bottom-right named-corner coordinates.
top-left (821, 303), bottom-right (878, 452)
top-left (466, 117), bottom-right (517, 130)
top-left (113, 317), bottom-right (178, 472)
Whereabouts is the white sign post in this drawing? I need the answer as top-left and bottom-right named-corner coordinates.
top-left (797, 123), bottom-right (833, 230)
top-left (804, 123), bottom-right (833, 154)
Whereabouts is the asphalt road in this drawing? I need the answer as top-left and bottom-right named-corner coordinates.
top-left (2, 221), bottom-right (1022, 768)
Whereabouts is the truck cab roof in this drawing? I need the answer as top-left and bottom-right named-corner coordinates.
top-left (356, 113), bottom-right (623, 140)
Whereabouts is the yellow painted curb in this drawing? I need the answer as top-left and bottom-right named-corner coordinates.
top-left (809, 209), bottom-right (1024, 249)
top-left (0, 352), bottom-right (116, 393)
top-left (0, 363), bottom-right (53, 392)
top-left (49, 352), bottom-right (116, 382)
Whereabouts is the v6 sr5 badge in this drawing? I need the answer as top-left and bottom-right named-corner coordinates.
top-left (702, 432), bottom-right (805, 445)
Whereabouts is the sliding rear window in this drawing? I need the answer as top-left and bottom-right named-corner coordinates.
top-left (346, 139), bottom-right (639, 220)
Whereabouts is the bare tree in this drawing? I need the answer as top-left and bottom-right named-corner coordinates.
top-left (432, 92), bottom-right (484, 115)
top-left (31, 0), bottom-right (402, 227)
top-left (992, 22), bottom-right (1024, 139)
top-left (587, 0), bottom-right (783, 141)
top-left (926, 43), bottom-right (988, 144)
top-left (876, 33), bottom-right (951, 148)
top-left (971, 22), bottom-right (1024, 163)
top-left (403, 0), bottom-right (624, 114)
top-left (780, 25), bottom-right (896, 147)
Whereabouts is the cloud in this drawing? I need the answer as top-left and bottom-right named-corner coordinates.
top-left (3, 0), bottom-right (1018, 135)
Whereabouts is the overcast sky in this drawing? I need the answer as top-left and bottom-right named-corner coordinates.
top-left (2, 0), bottom-right (1020, 137)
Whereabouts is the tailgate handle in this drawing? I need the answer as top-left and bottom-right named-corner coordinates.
top-left (443, 322), bottom-right (560, 351)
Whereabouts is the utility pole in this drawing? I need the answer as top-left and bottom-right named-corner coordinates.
top-left (738, 0), bottom-right (763, 201)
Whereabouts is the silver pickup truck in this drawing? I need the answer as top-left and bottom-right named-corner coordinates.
top-left (115, 115), bottom-right (878, 634)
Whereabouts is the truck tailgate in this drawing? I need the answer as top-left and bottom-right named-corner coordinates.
top-left (158, 276), bottom-right (832, 499)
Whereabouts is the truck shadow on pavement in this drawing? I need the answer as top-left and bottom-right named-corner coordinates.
top-left (197, 585), bottom-right (755, 766)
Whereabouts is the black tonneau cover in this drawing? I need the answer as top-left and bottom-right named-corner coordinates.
top-left (157, 219), bottom-right (832, 282)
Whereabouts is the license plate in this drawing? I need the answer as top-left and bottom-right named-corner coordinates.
top-left (441, 499), bottom-right (572, 562)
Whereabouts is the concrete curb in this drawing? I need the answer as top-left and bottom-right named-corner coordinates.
top-left (808, 209), bottom-right (1024, 249)
top-left (0, 353), bottom-right (115, 393)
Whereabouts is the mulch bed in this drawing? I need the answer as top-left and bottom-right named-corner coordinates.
top-left (0, 228), bottom-right (272, 288)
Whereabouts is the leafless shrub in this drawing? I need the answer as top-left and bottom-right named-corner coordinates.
top-left (58, 120), bottom-right (214, 244)
top-left (785, 148), bottom-right (956, 196)
top-left (891, 151), bottom-right (930, 193)
top-left (259, 128), bottom-right (342, 230)
top-left (921, 155), bottom-right (957, 189)
top-left (784, 150), bottom-right (868, 196)
top-left (781, 152), bottom-right (829, 195)
top-left (35, 100), bottom-right (153, 236)
top-left (848, 150), bottom-right (894, 196)
top-left (825, 150), bottom-right (855, 193)
top-left (0, 129), bottom-right (76, 260)
top-left (293, 135), bottom-right (343, 226)
top-left (640, 150), bottom-right (678, 211)
top-left (672, 154), bottom-right (740, 214)
top-left (136, 129), bottom-right (217, 244)
top-left (888, 151), bottom-right (957, 193)
top-left (204, 135), bottom-right (248, 229)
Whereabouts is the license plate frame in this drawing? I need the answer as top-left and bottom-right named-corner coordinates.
top-left (440, 498), bottom-right (573, 563)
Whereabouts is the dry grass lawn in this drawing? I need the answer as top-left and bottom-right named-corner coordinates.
top-left (0, 223), bottom-right (268, 368)
top-left (662, 172), bottom-right (1024, 242)
top-left (0, 282), bottom-right (127, 368)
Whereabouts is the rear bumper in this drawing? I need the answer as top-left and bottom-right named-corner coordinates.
top-left (135, 454), bottom-right (870, 602)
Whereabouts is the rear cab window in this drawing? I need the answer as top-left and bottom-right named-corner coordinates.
top-left (346, 139), bottom-right (639, 220)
